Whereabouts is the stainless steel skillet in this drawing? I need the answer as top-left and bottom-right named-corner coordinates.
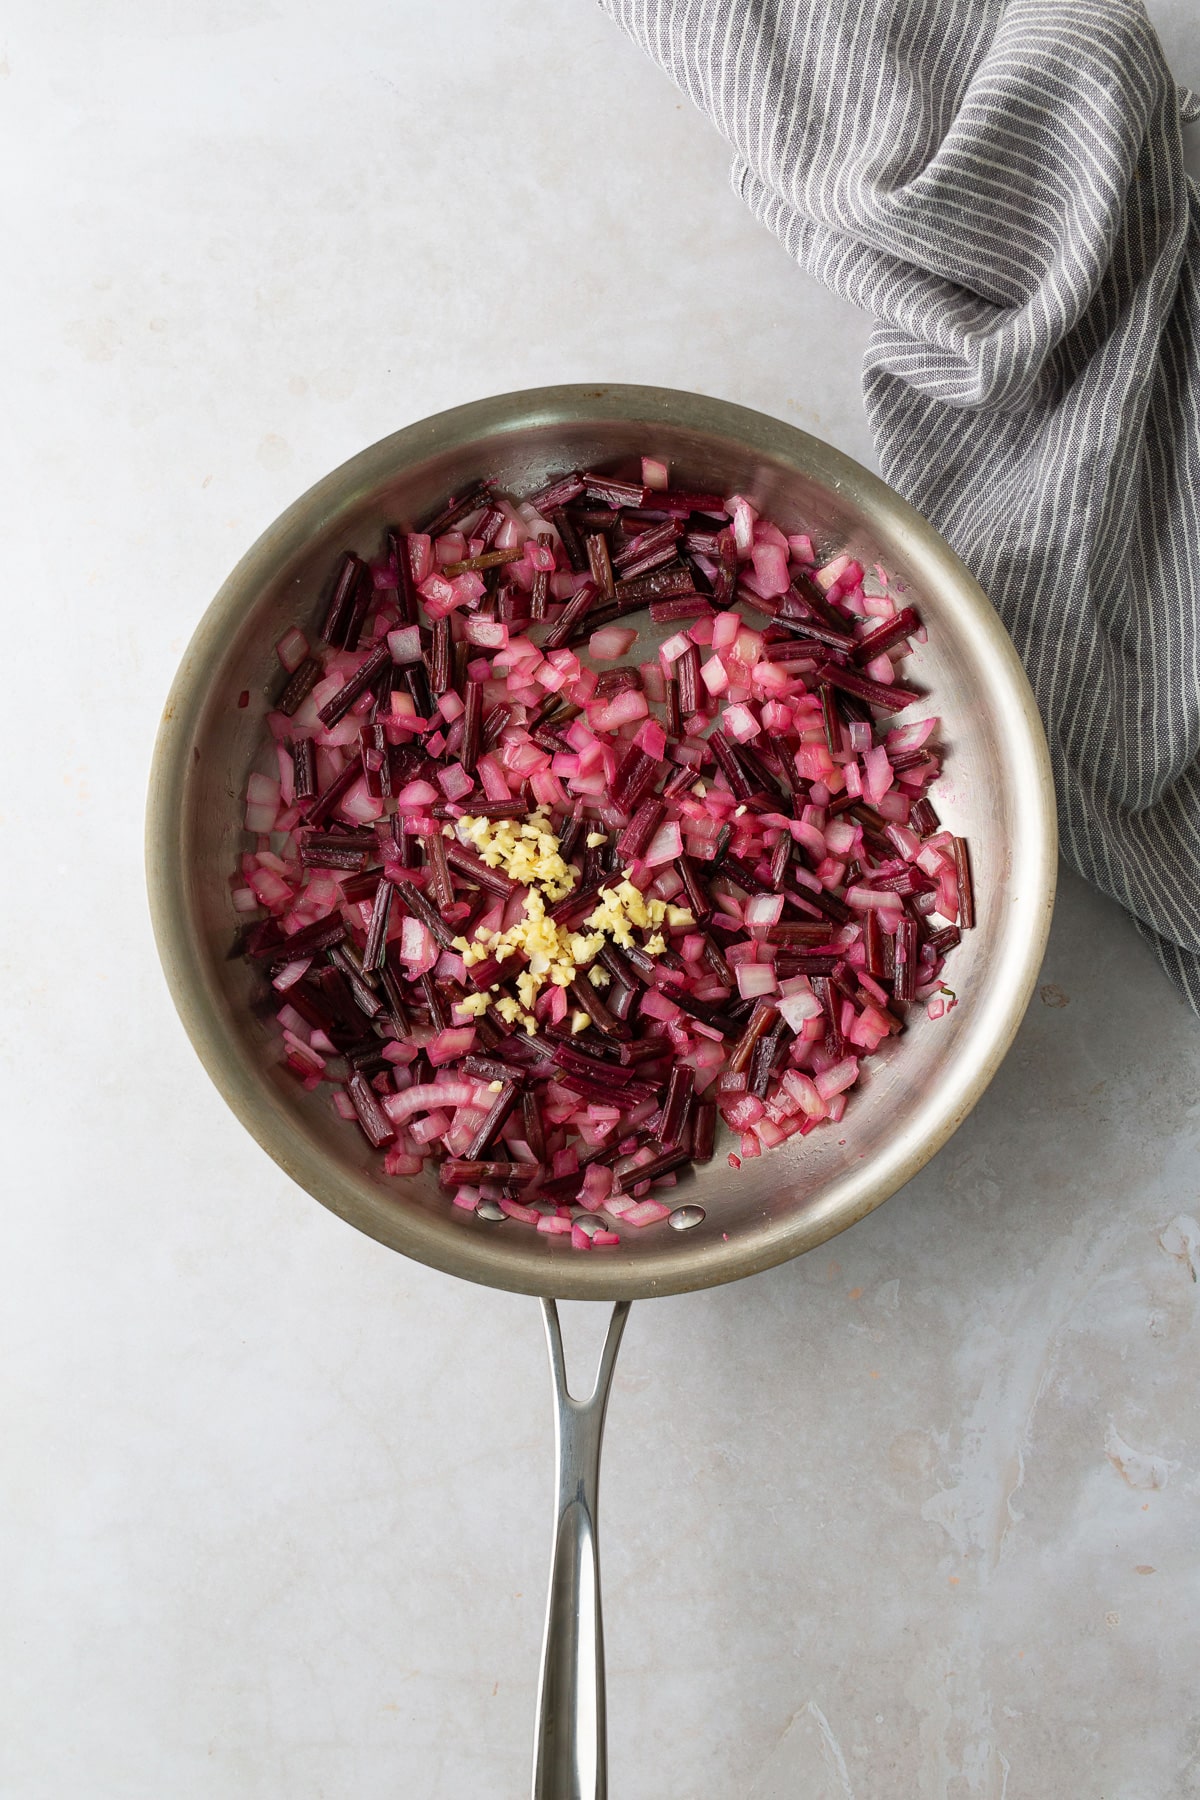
top-left (146, 384), bottom-right (1056, 1797)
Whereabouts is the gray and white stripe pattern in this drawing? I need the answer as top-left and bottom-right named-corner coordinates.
top-left (600, 0), bottom-right (1200, 1008)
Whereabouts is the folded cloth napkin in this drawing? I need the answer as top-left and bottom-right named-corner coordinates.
top-left (600, 0), bottom-right (1200, 1007)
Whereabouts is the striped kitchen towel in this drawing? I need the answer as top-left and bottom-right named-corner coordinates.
top-left (600, 0), bottom-right (1200, 1008)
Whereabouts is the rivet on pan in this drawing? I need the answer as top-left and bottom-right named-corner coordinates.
top-left (573, 1216), bottom-right (601, 1238)
top-left (475, 1199), bottom-right (507, 1222)
top-left (668, 1204), bottom-right (705, 1231)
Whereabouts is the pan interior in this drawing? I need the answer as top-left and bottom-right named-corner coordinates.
top-left (147, 385), bottom-right (1055, 1300)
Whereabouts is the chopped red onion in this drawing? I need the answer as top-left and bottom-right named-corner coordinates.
top-left (235, 455), bottom-right (970, 1244)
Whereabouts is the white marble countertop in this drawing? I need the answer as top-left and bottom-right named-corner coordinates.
top-left (6, 4), bottom-right (1200, 1796)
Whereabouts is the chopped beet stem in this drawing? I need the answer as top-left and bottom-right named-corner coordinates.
top-left (726, 999), bottom-right (779, 1077)
top-left (376, 957), bottom-right (411, 1036)
top-left (775, 615), bottom-right (857, 654)
top-left (582, 473), bottom-right (649, 510)
top-left (699, 932), bottom-right (731, 982)
top-left (691, 1102), bottom-right (717, 1163)
top-left (529, 722), bottom-right (567, 755)
top-left (342, 562), bottom-right (374, 653)
top-left (650, 596), bottom-right (714, 624)
top-left (852, 605), bottom-right (921, 662)
top-left (445, 840), bottom-right (516, 897)
top-left (864, 907), bottom-right (885, 978)
top-left (550, 1039), bottom-right (638, 1085)
top-left (448, 1158), bottom-right (539, 1188)
top-left (614, 564), bottom-right (695, 606)
top-left (305, 967), bottom-right (372, 1046)
top-left (541, 581), bottom-right (598, 653)
top-left (347, 1072), bottom-right (395, 1147)
top-left (818, 681), bottom-right (842, 756)
top-left (302, 843), bottom-right (366, 872)
top-left (707, 730), bottom-right (754, 801)
top-left (568, 975), bottom-right (627, 1039)
top-left (775, 953), bottom-right (839, 976)
top-left (954, 838), bottom-right (975, 929)
top-left (892, 914), bottom-right (918, 1002)
top-left (253, 915), bottom-right (347, 965)
top-left (317, 642), bottom-right (391, 728)
top-left (370, 721), bottom-right (394, 796)
top-left (593, 664), bottom-right (643, 699)
top-left (428, 617), bottom-right (452, 696)
top-left (586, 532), bottom-right (616, 600)
top-left (786, 573), bottom-right (848, 633)
top-left (815, 661), bottom-right (921, 714)
top-left (481, 701), bottom-right (513, 748)
top-left (475, 506), bottom-right (504, 550)
top-left (735, 737), bottom-right (789, 801)
top-left (461, 1053), bottom-right (525, 1087)
top-left (514, 1086), bottom-right (544, 1161)
top-left (396, 880), bottom-right (457, 950)
top-left (664, 675), bottom-right (682, 740)
top-left (611, 1146), bottom-right (691, 1197)
top-left (306, 825), bottom-right (375, 850)
top-left (621, 545), bottom-right (685, 588)
top-left (531, 533), bottom-right (553, 621)
top-left (551, 506), bottom-right (588, 572)
top-left (625, 754), bottom-right (663, 814)
top-left (402, 663), bottom-right (433, 721)
top-left (767, 836), bottom-right (791, 891)
top-left (425, 828), bottom-right (455, 910)
top-left (616, 798), bottom-right (665, 862)
top-left (606, 979), bottom-right (636, 1023)
top-left (609, 747), bottom-right (652, 812)
top-left (464, 1081), bottom-right (520, 1160)
top-left (387, 528), bottom-right (419, 624)
top-left (614, 517), bottom-right (682, 573)
top-left (465, 953), bottom-right (505, 991)
top-left (441, 546), bottom-right (524, 576)
top-left (659, 488), bottom-right (729, 518)
top-left (276, 656), bottom-right (322, 718)
top-left (548, 880), bottom-right (604, 928)
top-left (597, 942), bottom-right (641, 989)
top-left (654, 974), bottom-right (735, 1035)
top-left (336, 962), bottom-right (386, 1025)
top-left (460, 678), bottom-right (483, 773)
top-left (419, 970), bottom-right (447, 1032)
top-left (712, 530), bottom-right (737, 605)
top-left (810, 976), bottom-right (844, 1057)
top-left (658, 1064), bottom-right (694, 1149)
top-left (748, 1020), bottom-right (786, 1099)
top-left (677, 856), bottom-right (713, 923)
top-left (528, 472), bottom-right (586, 513)
top-left (761, 640), bottom-right (817, 665)
top-left (321, 551), bottom-right (365, 647)
top-left (292, 736), bottom-right (316, 801)
top-left (677, 642), bottom-right (701, 718)
top-left (559, 1069), bottom-right (660, 1107)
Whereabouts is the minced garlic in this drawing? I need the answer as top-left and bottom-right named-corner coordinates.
top-left (448, 809), bottom-right (693, 1027)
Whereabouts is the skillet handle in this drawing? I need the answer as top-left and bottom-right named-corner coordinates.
top-left (532, 1299), bottom-right (631, 1800)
